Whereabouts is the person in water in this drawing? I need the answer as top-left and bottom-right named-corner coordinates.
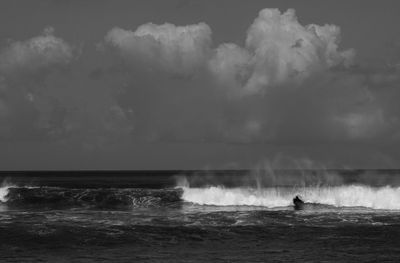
top-left (293, 195), bottom-right (304, 209)
top-left (293, 195), bottom-right (304, 204)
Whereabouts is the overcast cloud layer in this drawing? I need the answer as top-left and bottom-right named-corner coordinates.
top-left (0, 1), bottom-right (399, 169)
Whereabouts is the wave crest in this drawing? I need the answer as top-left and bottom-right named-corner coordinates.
top-left (181, 185), bottom-right (400, 210)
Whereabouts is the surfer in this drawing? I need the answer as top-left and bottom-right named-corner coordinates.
top-left (293, 195), bottom-right (304, 210)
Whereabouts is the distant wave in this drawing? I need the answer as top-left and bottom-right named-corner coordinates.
top-left (181, 185), bottom-right (400, 210)
top-left (0, 186), bottom-right (182, 208)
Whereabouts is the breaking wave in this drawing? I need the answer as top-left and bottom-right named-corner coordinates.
top-left (0, 186), bottom-right (9, 203)
top-left (0, 181), bottom-right (16, 203)
top-left (181, 185), bottom-right (400, 210)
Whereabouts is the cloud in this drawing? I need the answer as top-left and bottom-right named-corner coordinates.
top-left (102, 9), bottom-right (354, 97)
top-left (0, 27), bottom-right (136, 148)
top-left (0, 27), bottom-right (73, 77)
top-left (103, 22), bottom-right (212, 75)
top-left (0, 7), bottom-right (397, 168)
top-left (210, 8), bottom-right (355, 96)
top-left (12, 8), bottom-right (387, 150)
top-left (101, 8), bottom-right (382, 145)
top-left (208, 43), bottom-right (252, 97)
top-left (334, 110), bottom-right (388, 139)
top-left (0, 27), bottom-right (74, 139)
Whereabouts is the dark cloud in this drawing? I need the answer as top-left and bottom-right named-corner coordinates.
top-left (0, 27), bottom-right (134, 147)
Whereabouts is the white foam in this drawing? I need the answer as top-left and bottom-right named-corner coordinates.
top-left (181, 185), bottom-right (400, 210)
top-left (0, 179), bottom-right (17, 202)
top-left (0, 186), bottom-right (10, 202)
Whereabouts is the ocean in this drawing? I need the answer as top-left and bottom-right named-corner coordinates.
top-left (0, 170), bottom-right (400, 262)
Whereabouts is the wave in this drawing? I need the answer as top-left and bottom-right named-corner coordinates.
top-left (181, 185), bottom-right (400, 210)
top-left (3, 184), bottom-right (400, 210)
top-left (0, 186), bottom-right (10, 203)
top-left (0, 180), bottom-right (17, 203)
top-left (0, 186), bottom-right (182, 208)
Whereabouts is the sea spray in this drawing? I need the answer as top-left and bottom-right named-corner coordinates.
top-left (175, 158), bottom-right (348, 190)
top-left (249, 158), bottom-right (344, 188)
top-left (176, 158), bottom-right (400, 209)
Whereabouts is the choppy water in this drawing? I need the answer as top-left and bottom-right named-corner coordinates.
top-left (1, 170), bottom-right (400, 262)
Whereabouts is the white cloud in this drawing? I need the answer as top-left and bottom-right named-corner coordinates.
top-left (104, 22), bottom-right (212, 75)
top-left (0, 27), bottom-right (73, 76)
top-left (101, 8), bottom-right (400, 145)
top-left (211, 8), bottom-right (355, 95)
top-left (208, 43), bottom-right (252, 97)
top-left (103, 9), bottom-right (354, 97)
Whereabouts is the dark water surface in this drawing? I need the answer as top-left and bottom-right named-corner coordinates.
top-left (0, 171), bottom-right (400, 262)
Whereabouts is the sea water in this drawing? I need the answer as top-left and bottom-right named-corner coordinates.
top-left (0, 170), bottom-right (399, 262)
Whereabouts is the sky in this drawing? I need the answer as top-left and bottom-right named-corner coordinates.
top-left (0, 0), bottom-right (400, 170)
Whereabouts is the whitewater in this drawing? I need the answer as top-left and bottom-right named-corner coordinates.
top-left (181, 185), bottom-right (400, 210)
top-left (0, 185), bottom-right (11, 202)
top-left (2, 184), bottom-right (400, 210)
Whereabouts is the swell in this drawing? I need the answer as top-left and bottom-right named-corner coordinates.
top-left (3, 184), bottom-right (400, 210)
top-left (181, 185), bottom-right (400, 210)
top-left (0, 186), bottom-right (182, 208)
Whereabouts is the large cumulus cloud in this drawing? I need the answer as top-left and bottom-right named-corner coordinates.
top-left (210, 9), bottom-right (355, 96)
top-left (103, 9), bottom-right (355, 96)
top-left (100, 8), bottom-right (397, 145)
